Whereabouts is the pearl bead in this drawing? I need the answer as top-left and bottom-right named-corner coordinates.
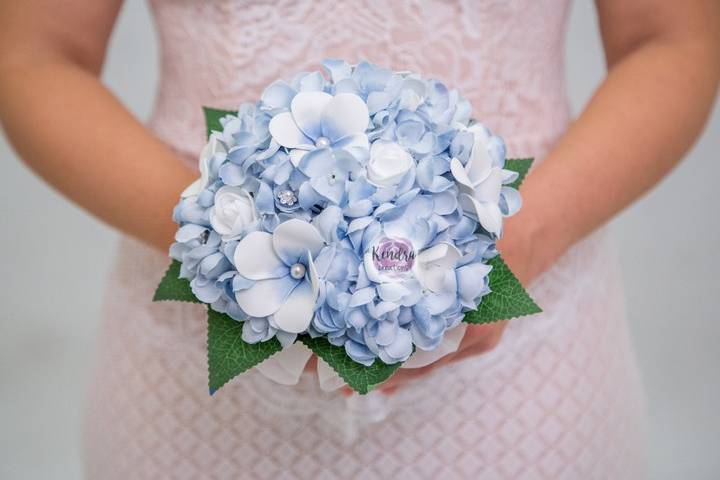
top-left (290, 263), bottom-right (306, 279)
top-left (315, 136), bottom-right (330, 148)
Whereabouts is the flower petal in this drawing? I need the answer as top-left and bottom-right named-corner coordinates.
top-left (457, 263), bottom-right (492, 307)
top-left (235, 275), bottom-right (299, 317)
top-left (450, 157), bottom-right (474, 191)
top-left (234, 231), bottom-right (288, 280)
top-left (380, 327), bottom-right (413, 363)
top-left (273, 219), bottom-right (326, 264)
top-left (268, 111), bottom-right (314, 149)
top-left (321, 93), bottom-right (369, 142)
top-left (273, 280), bottom-right (316, 333)
top-left (290, 91), bottom-right (333, 140)
top-left (468, 137), bottom-right (493, 183)
top-left (500, 186), bottom-right (523, 216)
top-left (288, 148), bottom-right (307, 167)
top-left (460, 194), bottom-right (503, 235)
top-left (261, 80), bottom-right (296, 110)
top-left (333, 133), bottom-right (369, 151)
top-left (474, 167), bottom-right (503, 204)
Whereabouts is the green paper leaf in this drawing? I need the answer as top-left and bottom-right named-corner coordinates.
top-left (504, 157), bottom-right (534, 190)
top-left (300, 336), bottom-right (403, 395)
top-left (207, 308), bottom-right (282, 393)
top-left (153, 260), bottom-right (201, 303)
top-left (203, 106), bottom-right (236, 139)
top-left (463, 255), bottom-right (542, 324)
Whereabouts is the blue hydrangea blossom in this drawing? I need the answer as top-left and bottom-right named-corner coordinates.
top-left (171, 60), bottom-right (522, 366)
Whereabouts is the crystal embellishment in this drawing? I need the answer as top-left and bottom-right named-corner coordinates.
top-left (277, 189), bottom-right (298, 206)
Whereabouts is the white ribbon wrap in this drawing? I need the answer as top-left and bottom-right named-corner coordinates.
top-left (253, 323), bottom-right (468, 390)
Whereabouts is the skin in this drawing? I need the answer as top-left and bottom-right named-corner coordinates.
top-left (0, 1), bottom-right (718, 394)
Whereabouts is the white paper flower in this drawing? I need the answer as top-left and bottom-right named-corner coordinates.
top-left (367, 140), bottom-right (415, 188)
top-left (450, 128), bottom-right (504, 235)
top-left (209, 186), bottom-right (256, 241)
top-left (233, 219), bottom-right (323, 333)
top-left (268, 91), bottom-right (369, 166)
top-left (414, 242), bottom-right (462, 294)
top-left (181, 135), bottom-right (226, 198)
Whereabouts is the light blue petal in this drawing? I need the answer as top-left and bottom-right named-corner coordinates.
top-left (457, 263), bottom-right (492, 308)
top-left (374, 319), bottom-right (398, 347)
top-left (499, 187), bottom-right (523, 216)
top-left (322, 59), bottom-right (352, 83)
top-left (175, 224), bottom-right (207, 243)
top-left (349, 286), bottom-right (376, 308)
top-left (310, 176), bottom-right (345, 205)
top-left (260, 80), bottom-right (295, 109)
top-left (345, 340), bottom-right (375, 366)
top-left (191, 275), bottom-right (222, 303)
top-left (379, 328), bottom-right (413, 363)
top-left (344, 199), bottom-right (373, 217)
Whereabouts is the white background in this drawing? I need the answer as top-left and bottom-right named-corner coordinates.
top-left (1, 1), bottom-right (718, 478)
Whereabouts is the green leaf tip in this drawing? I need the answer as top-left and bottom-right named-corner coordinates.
top-left (504, 158), bottom-right (535, 190)
top-left (207, 308), bottom-right (282, 393)
top-left (153, 260), bottom-right (201, 303)
top-left (300, 336), bottom-right (402, 394)
top-left (203, 106), bottom-right (237, 139)
top-left (463, 255), bottom-right (542, 325)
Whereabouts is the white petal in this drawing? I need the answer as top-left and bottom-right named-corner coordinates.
top-left (467, 135), bottom-right (493, 183)
top-left (273, 219), bottom-right (325, 265)
top-left (288, 149), bottom-right (307, 167)
top-left (377, 283), bottom-right (410, 302)
top-left (308, 253), bottom-right (320, 300)
top-left (181, 137), bottom-right (221, 197)
top-left (474, 167), bottom-right (503, 204)
top-left (234, 231), bottom-right (287, 280)
top-left (500, 168), bottom-right (519, 185)
top-left (268, 111), bottom-right (314, 149)
top-left (273, 281), bottom-right (315, 333)
top-left (290, 91), bottom-right (333, 140)
top-left (321, 93), bottom-right (369, 142)
top-left (254, 342), bottom-right (313, 386)
top-left (450, 157), bottom-right (474, 192)
top-left (235, 276), bottom-right (298, 317)
top-left (415, 242), bottom-right (462, 293)
top-left (460, 194), bottom-right (503, 235)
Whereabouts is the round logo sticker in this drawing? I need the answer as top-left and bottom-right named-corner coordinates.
top-left (371, 237), bottom-right (416, 279)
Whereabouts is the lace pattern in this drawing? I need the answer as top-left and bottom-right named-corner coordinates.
top-left (82, 0), bottom-right (647, 478)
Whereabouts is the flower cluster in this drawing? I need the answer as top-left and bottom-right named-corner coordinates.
top-left (171, 60), bottom-right (522, 365)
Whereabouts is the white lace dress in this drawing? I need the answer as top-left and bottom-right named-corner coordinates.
top-left (83, 0), bottom-right (647, 478)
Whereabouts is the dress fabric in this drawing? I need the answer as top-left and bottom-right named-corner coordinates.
top-left (83, 0), bottom-right (647, 478)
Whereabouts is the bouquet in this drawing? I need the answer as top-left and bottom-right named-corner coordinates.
top-left (154, 60), bottom-right (540, 394)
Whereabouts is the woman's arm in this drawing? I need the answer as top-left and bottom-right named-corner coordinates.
top-left (0, 0), bottom-right (195, 251)
top-left (504, 0), bottom-right (720, 284)
top-left (377, 0), bottom-right (720, 393)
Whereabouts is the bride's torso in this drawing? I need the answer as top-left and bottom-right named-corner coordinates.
top-left (147, 0), bottom-right (572, 158)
